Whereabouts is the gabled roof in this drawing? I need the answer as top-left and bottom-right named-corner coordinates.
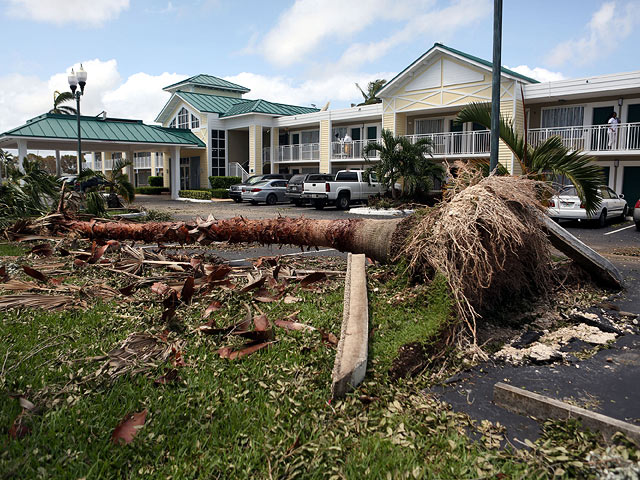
top-left (378, 43), bottom-right (539, 96)
top-left (0, 113), bottom-right (205, 147)
top-left (163, 74), bottom-right (250, 93)
top-left (156, 91), bottom-right (319, 123)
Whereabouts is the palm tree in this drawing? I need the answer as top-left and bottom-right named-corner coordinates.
top-left (455, 102), bottom-right (604, 214)
top-left (364, 129), bottom-right (443, 199)
top-left (355, 79), bottom-right (386, 106)
top-left (49, 91), bottom-right (77, 115)
top-left (77, 158), bottom-right (135, 208)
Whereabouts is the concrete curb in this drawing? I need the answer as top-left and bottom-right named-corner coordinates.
top-left (349, 206), bottom-right (415, 217)
top-left (494, 382), bottom-right (640, 444)
top-left (331, 253), bottom-right (369, 399)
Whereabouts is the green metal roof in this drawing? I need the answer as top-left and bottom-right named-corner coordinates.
top-left (1, 113), bottom-right (205, 147)
top-left (379, 43), bottom-right (539, 95)
top-left (163, 74), bottom-right (250, 93)
top-left (177, 91), bottom-right (319, 118)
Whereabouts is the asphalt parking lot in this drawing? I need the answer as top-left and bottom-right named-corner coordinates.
top-left (559, 217), bottom-right (639, 253)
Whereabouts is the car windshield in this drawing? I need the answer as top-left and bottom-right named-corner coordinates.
top-left (307, 174), bottom-right (331, 181)
top-left (289, 175), bottom-right (305, 184)
top-left (559, 186), bottom-right (578, 197)
top-left (246, 176), bottom-right (264, 185)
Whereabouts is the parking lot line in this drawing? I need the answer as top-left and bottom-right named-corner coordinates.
top-left (604, 224), bottom-right (635, 236)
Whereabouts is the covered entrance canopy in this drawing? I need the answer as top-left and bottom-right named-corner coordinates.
top-left (0, 113), bottom-right (206, 199)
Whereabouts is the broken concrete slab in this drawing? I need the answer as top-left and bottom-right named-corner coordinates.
top-left (494, 382), bottom-right (640, 444)
top-left (541, 214), bottom-right (624, 289)
top-left (331, 253), bottom-right (368, 400)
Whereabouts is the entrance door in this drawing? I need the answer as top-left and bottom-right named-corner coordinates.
top-left (449, 120), bottom-right (463, 155)
top-left (601, 166), bottom-right (610, 188)
top-left (350, 128), bottom-right (361, 157)
top-left (179, 158), bottom-right (190, 190)
top-left (622, 166), bottom-right (640, 210)
top-left (591, 106), bottom-right (614, 150)
top-left (189, 157), bottom-right (200, 189)
top-left (627, 104), bottom-right (640, 149)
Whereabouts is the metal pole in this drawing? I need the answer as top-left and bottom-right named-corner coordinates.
top-left (489, 0), bottom-right (503, 172)
top-left (76, 93), bottom-right (82, 176)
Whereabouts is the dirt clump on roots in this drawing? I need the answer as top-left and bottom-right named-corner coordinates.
top-left (403, 170), bottom-right (554, 340)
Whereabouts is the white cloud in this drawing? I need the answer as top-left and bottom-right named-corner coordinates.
top-left (5, 0), bottom-right (129, 26)
top-left (0, 59), bottom-right (183, 135)
top-left (507, 65), bottom-right (566, 83)
top-left (547, 1), bottom-right (640, 67)
top-left (224, 71), bottom-right (396, 109)
top-left (335, 0), bottom-right (490, 71)
top-left (255, 0), bottom-right (435, 66)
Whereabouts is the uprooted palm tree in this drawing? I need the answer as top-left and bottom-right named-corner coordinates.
top-left (454, 102), bottom-right (604, 214)
top-left (356, 79), bottom-right (386, 106)
top-left (76, 157), bottom-right (135, 210)
top-left (364, 129), bottom-right (444, 199)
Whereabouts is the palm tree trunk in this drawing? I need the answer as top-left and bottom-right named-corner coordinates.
top-left (60, 217), bottom-right (405, 263)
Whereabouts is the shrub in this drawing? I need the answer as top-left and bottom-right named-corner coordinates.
top-left (148, 176), bottom-right (164, 187)
top-left (135, 186), bottom-right (168, 195)
top-left (210, 188), bottom-right (229, 199)
top-left (179, 190), bottom-right (212, 200)
top-left (209, 176), bottom-right (241, 189)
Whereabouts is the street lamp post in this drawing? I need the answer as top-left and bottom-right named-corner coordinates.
top-left (68, 65), bottom-right (87, 176)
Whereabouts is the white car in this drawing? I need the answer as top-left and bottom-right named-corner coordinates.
top-left (547, 185), bottom-right (628, 227)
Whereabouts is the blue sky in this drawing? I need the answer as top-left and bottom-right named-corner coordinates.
top-left (1, 0), bottom-right (639, 133)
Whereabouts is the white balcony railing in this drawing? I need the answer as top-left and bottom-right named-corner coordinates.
top-left (404, 131), bottom-right (491, 156)
top-left (331, 139), bottom-right (380, 160)
top-left (104, 159), bottom-right (114, 170)
top-left (527, 122), bottom-right (640, 153)
top-left (94, 160), bottom-right (103, 171)
top-left (134, 156), bottom-right (152, 169)
top-left (262, 147), bottom-right (270, 164)
top-left (276, 143), bottom-right (320, 162)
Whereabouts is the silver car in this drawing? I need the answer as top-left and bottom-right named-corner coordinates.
top-left (547, 185), bottom-right (628, 227)
top-left (241, 179), bottom-right (288, 205)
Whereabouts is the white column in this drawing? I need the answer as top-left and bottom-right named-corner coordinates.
top-left (55, 150), bottom-right (62, 176)
top-left (125, 150), bottom-right (135, 186)
top-left (171, 146), bottom-right (180, 200)
top-left (270, 128), bottom-right (276, 174)
top-left (91, 152), bottom-right (96, 170)
top-left (17, 139), bottom-right (27, 173)
top-left (151, 152), bottom-right (157, 177)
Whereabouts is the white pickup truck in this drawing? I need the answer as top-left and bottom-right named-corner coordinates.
top-left (301, 170), bottom-right (386, 210)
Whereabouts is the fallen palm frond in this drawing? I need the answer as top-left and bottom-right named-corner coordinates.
top-left (403, 170), bottom-right (553, 337)
top-left (0, 293), bottom-right (81, 311)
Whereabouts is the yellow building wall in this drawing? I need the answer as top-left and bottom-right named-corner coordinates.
top-left (319, 120), bottom-right (330, 173)
top-left (249, 125), bottom-right (262, 175)
top-left (382, 111), bottom-right (395, 133)
top-left (498, 99), bottom-right (514, 172)
top-left (395, 113), bottom-right (407, 136)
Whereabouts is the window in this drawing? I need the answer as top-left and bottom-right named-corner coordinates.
top-left (367, 126), bottom-right (377, 140)
top-left (336, 171), bottom-right (358, 182)
top-left (300, 130), bottom-right (319, 144)
top-left (169, 118), bottom-right (176, 128)
top-left (332, 127), bottom-right (347, 141)
top-left (191, 114), bottom-right (200, 129)
top-left (211, 129), bottom-right (226, 176)
top-left (415, 118), bottom-right (444, 134)
top-left (177, 107), bottom-right (190, 129)
top-left (541, 106), bottom-right (584, 128)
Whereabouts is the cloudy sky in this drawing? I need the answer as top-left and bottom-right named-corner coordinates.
top-left (1, 0), bottom-right (639, 135)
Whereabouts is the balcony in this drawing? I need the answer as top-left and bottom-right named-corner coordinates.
top-left (134, 156), bottom-right (152, 169)
top-left (267, 143), bottom-right (320, 163)
top-left (404, 131), bottom-right (490, 157)
top-left (331, 139), bottom-right (380, 161)
top-left (527, 123), bottom-right (640, 153)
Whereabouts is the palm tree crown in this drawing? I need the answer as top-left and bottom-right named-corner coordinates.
top-left (455, 102), bottom-right (604, 214)
top-left (356, 79), bottom-right (387, 106)
top-left (50, 91), bottom-right (77, 115)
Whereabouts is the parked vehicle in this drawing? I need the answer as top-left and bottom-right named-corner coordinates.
top-left (633, 199), bottom-right (640, 231)
top-left (547, 185), bottom-right (628, 227)
top-left (301, 170), bottom-right (386, 210)
top-left (241, 179), bottom-right (289, 205)
top-left (286, 173), bottom-right (334, 206)
top-left (228, 174), bottom-right (286, 203)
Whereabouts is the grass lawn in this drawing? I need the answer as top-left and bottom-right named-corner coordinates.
top-left (0, 241), bottom-right (632, 478)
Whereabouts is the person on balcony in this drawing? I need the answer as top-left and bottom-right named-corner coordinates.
top-left (608, 111), bottom-right (620, 149)
top-left (343, 132), bottom-right (353, 156)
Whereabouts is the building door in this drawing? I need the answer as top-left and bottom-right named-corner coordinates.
top-left (601, 166), bottom-right (610, 188)
top-left (179, 158), bottom-right (190, 190)
top-left (627, 104), bottom-right (640, 149)
top-left (449, 120), bottom-right (463, 155)
top-left (622, 166), bottom-right (640, 210)
top-left (189, 157), bottom-right (200, 189)
top-left (591, 106), bottom-right (614, 150)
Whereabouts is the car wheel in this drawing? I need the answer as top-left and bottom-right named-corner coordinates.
top-left (250, 200), bottom-right (258, 205)
top-left (598, 209), bottom-right (607, 228)
top-left (266, 194), bottom-right (277, 206)
top-left (636, 221), bottom-right (640, 232)
top-left (233, 198), bottom-right (242, 203)
top-left (336, 194), bottom-right (350, 210)
top-left (313, 200), bottom-right (325, 210)
top-left (293, 200), bottom-right (302, 207)
top-left (622, 204), bottom-right (629, 219)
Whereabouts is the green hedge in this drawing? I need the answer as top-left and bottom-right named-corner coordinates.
top-left (210, 188), bottom-right (229, 199)
top-left (179, 190), bottom-right (212, 200)
top-left (209, 176), bottom-right (241, 189)
top-left (136, 186), bottom-right (168, 195)
top-left (148, 176), bottom-right (164, 187)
